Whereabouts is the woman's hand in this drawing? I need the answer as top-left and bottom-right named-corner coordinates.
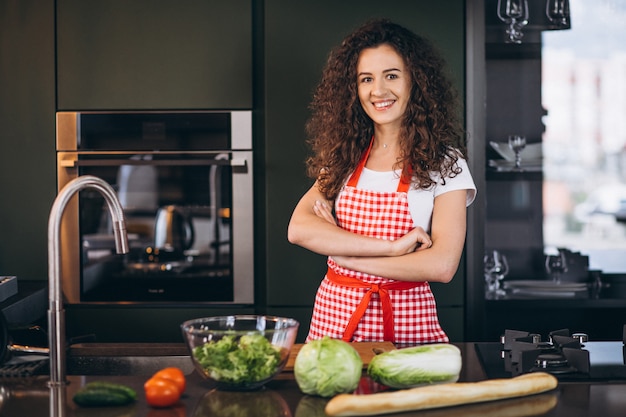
top-left (313, 200), bottom-right (337, 225)
top-left (391, 226), bottom-right (432, 255)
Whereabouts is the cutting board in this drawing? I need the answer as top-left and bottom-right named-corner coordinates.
top-left (284, 341), bottom-right (395, 371)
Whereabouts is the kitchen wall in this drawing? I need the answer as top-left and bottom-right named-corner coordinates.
top-left (0, 0), bottom-right (480, 343)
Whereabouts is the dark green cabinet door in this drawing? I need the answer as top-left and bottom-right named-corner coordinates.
top-left (56, 0), bottom-right (252, 110)
top-left (0, 0), bottom-right (56, 281)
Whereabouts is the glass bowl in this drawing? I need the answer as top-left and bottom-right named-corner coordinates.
top-left (181, 315), bottom-right (299, 390)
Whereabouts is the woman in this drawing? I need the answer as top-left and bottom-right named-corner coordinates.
top-left (287, 19), bottom-right (476, 345)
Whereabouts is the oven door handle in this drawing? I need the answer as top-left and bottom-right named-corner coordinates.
top-left (59, 158), bottom-right (247, 168)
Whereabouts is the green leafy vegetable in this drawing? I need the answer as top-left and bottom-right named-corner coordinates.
top-left (294, 337), bottom-right (363, 397)
top-left (367, 343), bottom-right (462, 389)
top-left (192, 333), bottom-right (282, 385)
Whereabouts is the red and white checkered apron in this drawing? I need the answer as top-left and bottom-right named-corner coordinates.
top-left (307, 139), bottom-right (448, 344)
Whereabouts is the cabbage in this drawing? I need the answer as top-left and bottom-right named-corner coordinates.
top-left (367, 343), bottom-right (462, 389)
top-left (294, 337), bottom-right (363, 397)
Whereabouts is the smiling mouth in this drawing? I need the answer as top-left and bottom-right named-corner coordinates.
top-left (373, 100), bottom-right (395, 110)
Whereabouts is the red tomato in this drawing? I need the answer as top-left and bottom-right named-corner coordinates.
top-left (144, 376), bottom-right (181, 408)
top-left (152, 367), bottom-right (187, 394)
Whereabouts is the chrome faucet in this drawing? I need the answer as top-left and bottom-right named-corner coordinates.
top-left (47, 175), bottom-right (129, 385)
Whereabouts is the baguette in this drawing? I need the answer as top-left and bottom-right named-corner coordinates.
top-left (325, 372), bottom-right (558, 417)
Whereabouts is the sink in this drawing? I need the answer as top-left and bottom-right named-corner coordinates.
top-left (66, 343), bottom-right (195, 376)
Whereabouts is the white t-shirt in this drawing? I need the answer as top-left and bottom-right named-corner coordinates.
top-left (355, 157), bottom-right (476, 232)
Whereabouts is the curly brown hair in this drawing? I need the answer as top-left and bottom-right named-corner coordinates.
top-left (305, 18), bottom-right (467, 201)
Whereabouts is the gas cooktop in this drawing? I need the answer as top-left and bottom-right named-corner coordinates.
top-left (475, 326), bottom-right (626, 382)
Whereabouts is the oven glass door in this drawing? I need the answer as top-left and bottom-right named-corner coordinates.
top-left (59, 151), bottom-right (252, 303)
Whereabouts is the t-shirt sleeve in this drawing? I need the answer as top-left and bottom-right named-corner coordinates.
top-left (433, 157), bottom-right (477, 207)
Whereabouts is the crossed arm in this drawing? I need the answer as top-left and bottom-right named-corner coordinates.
top-left (287, 182), bottom-right (468, 283)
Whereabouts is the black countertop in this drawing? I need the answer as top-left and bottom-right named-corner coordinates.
top-left (0, 343), bottom-right (625, 416)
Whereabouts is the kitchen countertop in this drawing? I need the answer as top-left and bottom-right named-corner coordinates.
top-left (0, 343), bottom-right (625, 416)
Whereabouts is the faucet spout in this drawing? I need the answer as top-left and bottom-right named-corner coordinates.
top-left (47, 175), bottom-right (129, 386)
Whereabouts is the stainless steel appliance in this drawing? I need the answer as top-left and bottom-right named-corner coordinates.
top-left (56, 111), bottom-right (254, 304)
top-left (475, 327), bottom-right (626, 382)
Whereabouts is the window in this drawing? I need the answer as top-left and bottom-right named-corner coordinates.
top-left (543, 0), bottom-right (626, 272)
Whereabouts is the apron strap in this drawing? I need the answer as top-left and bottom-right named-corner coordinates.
top-left (326, 267), bottom-right (420, 343)
top-left (398, 165), bottom-right (412, 193)
top-left (346, 138), bottom-right (374, 188)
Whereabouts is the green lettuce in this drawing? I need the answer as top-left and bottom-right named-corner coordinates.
top-left (192, 333), bottom-right (281, 385)
top-left (367, 343), bottom-right (462, 389)
top-left (294, 337), bottom-right (363, 397)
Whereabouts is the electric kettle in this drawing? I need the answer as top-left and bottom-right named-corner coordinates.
top-left (153, 205), bottom-right (195, 253)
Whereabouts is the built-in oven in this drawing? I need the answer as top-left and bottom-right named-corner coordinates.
top-left (56, 111), bottom-right (253, 304)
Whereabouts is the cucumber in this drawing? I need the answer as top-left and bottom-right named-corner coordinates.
top-left (73, 381), bottom-right (137, 407)
top-left (83, 381), bottom-right (138, 401)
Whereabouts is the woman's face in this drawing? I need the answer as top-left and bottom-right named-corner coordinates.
top-left (356, 44), bottom-right (411, 129)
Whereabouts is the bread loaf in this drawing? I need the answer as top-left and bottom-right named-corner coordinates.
top-left (325, 372), bottom-right (558, 417)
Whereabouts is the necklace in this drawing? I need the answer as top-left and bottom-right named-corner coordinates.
top-left (383, 143), bottom-right (388, 148)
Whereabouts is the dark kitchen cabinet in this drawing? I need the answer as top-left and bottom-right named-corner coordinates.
top-left (0, 0), bottom-right (56, 281)
top-left (483, 42), bottom-right (545, 283)
top-left (56, 0), bottom-right (252, 110)
top-left (261, 0), bottom-right (468, 341)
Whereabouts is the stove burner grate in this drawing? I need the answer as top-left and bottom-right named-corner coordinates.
top-left (500, 328), bottom-right (591, 377)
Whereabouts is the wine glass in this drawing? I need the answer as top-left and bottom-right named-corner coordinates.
top-left (508, 135), bottom-right (526, 170)
top-left (497, 0), bottom-right (529, 44)
top-left (546, 0), bottom-right (570, 29)
top-left (545, 249), bottom-right (568, 283)
top-left (484, 250), bottom-right (509, 299)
